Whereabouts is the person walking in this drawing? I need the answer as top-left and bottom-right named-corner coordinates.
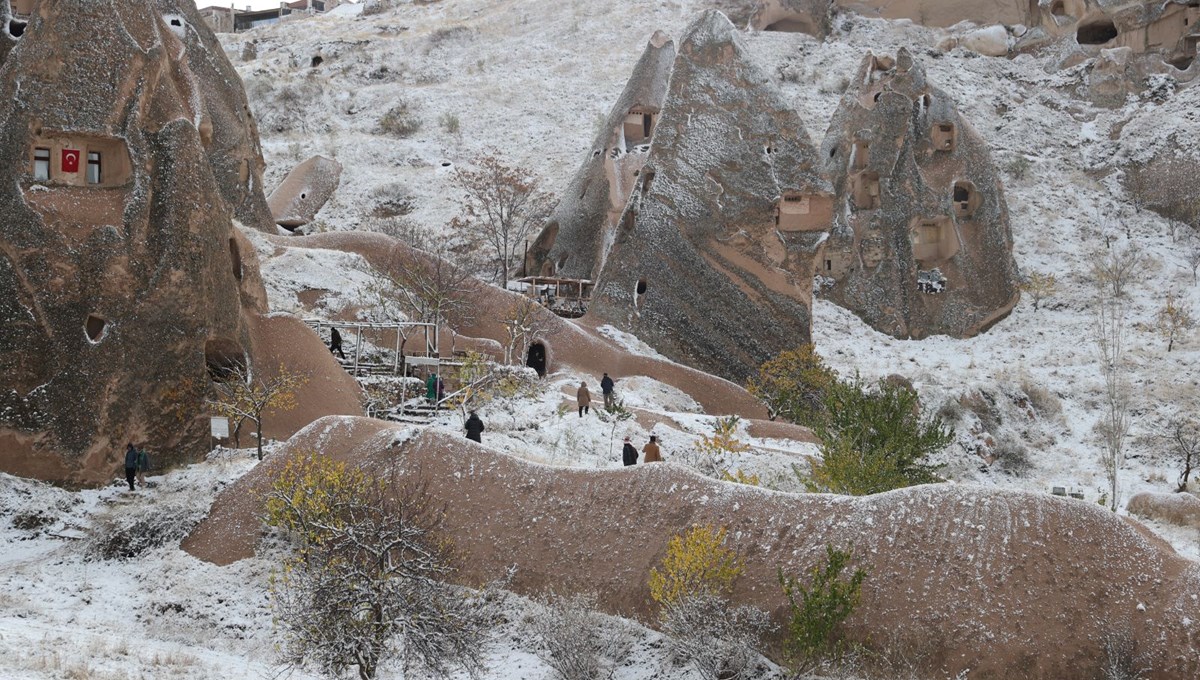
top-left (329, 327), bottom-right (346, 359)
top-left (576, 381), bottom-right (591, 417)
top-left (600, 372), bottom-right (615, 409)
top-left (465, 411), bottom-right (485, 443)
top-left (123, 443), bottom-right (138, 491)
top-left (622, 436), bottom-right (638, 466)
top-left (136, 446), bottom-right (150, 488)
top-left (642, 435), bottom-right (662, 463)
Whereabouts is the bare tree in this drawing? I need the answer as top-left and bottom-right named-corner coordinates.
top-left (206, 364), bottom-right (308, 461)
top-left (527, 592), bottom-right (633, 680)
top-left (1093, 296), bottom-right (1131, 511)
top-left (501, 296), bottom-right (551, 366)
top-left (1186, 242), bottom-right (1200, 286)
top-left (1166, 415), bottom-right (1200, 491)
top-left (1089, 243), bottom-right (1147, 299)
top-left (365, 245), bottom-right (478, 353)
top-left (1154, 294), bottom-right (1196, 352)
top-left (1019, 270), bottom-right (1058, 311)
top-left (363, 215), bottom-right (431, 251)
top-left (449, 151), bottom-right (555, 285)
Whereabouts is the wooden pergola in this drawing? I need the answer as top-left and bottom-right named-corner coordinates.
top-left (516, 276), bottom-right (594, 318)
top-left (304, 319), bottom-right (440, 377)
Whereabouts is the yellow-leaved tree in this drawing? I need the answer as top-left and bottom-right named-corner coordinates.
top-left (265, 453), bottom-right (494, 680)
top-left (206, 363), bottom-right (308, 460)
top-left (648, 526), bottom-right (768, 680)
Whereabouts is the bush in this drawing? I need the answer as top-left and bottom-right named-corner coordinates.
top-left (659, 593), bottom-right (773, 680)
top-left (265, 453), bottom-right (494, 680)
top-left (439, 112), bottom-right (461, 134)
top-left (85, 504), bottom-right (203, 561)
top-left (379, 102), bottom-right (422, 138)
top-left (992, 436), bottom-right (1033, 476)
top-left (650, 526), bottom-right (770, 680)
top-left (527, 592), bottom-right (632, 680)
top-left (649, 525), bottom-right (742, 608)
top-left (1020, 377), bottom-right (1062, 420)
top-left (368, 181), bottom-right (416, 218)
top-left (1005, 155), bottom-right (1031, 180)
top-left (778, 545), bottom-right (867, 674)
top-left (807, 379), bottom-right (952, 495)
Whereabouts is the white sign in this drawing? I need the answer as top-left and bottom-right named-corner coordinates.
top-left (406, 356), bottom-right (440, 366)
top-left (210, 416), bottom-right (230, 439)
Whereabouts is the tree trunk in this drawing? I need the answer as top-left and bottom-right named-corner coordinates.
top-left (255, 417), bottom-right (264, 461)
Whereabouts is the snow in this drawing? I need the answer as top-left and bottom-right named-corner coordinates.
top-left (4, 0), bottom-right (1200, 675)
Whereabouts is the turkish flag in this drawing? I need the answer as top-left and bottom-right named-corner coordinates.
top-left (61, 149), bottom-right (81, 173)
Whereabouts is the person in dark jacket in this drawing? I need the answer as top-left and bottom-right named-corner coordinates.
top-left (123, 443), bottom-right (138, 491)
top-left (329, 327), bottom-right (346, 359)
top-left (622, 436), bottom-right (638, 466)
top-left (136, 447), bottom-right (150, 488)
top-left (465, 412), bottom-right (485, 443)
top-left (600, 372), bottom-right (615, 409)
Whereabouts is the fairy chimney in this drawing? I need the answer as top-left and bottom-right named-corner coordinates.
top-left (0, 0), bottom-right (269, 484)
top-left (817, 49), bottom-right (1020, 340)
top-left (522, 31), bottom-right (675, 280)
top-left (153, 0), bottom-right (278, 232)
top-left (585, 11), bottom-right (834, 382)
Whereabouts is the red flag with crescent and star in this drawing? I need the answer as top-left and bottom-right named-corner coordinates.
top-left (61, 149), bottom-right (80, 173)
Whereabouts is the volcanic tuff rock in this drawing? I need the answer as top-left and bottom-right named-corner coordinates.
top-left (817, 48), bottom-right (1020, 339)
top-left (522, 31), bottom-right (675, 281)
top-left (551, 11), bottom-right (833, 383)
top-left (187, 417), bottom-right (1200, 680)
top-left (152, 0), bottom-right (277, 233)
top-left (0, 0), bottom-right (295, 484)
top-left (268, 154), bottom-right (344, 230)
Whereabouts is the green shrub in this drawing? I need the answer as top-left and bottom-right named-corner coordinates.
top-left (779, 545), bottom-right (867, 673)
top-left (807, 378), bottom-right (952, 495)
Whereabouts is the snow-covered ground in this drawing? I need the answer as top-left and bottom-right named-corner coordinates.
top-left (4, 0), bottom-right (1200, 676)
top-left (233, 0), bottom-right (1200, 527)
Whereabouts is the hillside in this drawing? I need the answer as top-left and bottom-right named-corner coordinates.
top-left (2, 0), bottom-right (1199, 678)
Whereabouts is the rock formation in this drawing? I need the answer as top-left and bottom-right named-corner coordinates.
top-left (0, 0), bottom-right (357, 485)
top-left (836, 0), bottom-right (1029, 28)
top-left (529, 11), bottom-right (834, 383)
top-left (1018, 0), bottom-right (1200, 71)
top-left (267, 155), bottom-right (344, 230)
top-left (153, 0), bottom-right (278, 233)
top-left (1109, 81), bottom-right (1200, 226)
top-left (818, 49), bottom-right (1020, 339)
top-left (699, 0), bottom-right (832, 36)
top-left (523, 31), bottom-right (675, 280)
top-left (186, 416), bottom-right (1200, 680)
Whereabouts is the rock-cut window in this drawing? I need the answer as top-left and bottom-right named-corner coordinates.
top-left (33, 147), bottom-right (50, 181)
top-left (86, 152), bottom-right (102, 185)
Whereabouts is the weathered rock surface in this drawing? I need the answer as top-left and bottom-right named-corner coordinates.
top-left (0, 0), bottom-right (354, 485)
top-left (153, 0), bottom-right (277, 233)
top-left (523, 31), bottom-right (675, 280)
top-left (267, 154), bottom-right (343, 229)
top-left (542, 11), bottom-right (833, 383)
top-left (747, 0), bottom-right (832, 35)
top-left (186, 416), bottom-right (1200, 680)
top-left (818, 49), bottom-right (1020, 339)
top-left (837, 0), bottom-right (1029, 28)
top-left (1104, 79), bottom-right (1200, 227)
